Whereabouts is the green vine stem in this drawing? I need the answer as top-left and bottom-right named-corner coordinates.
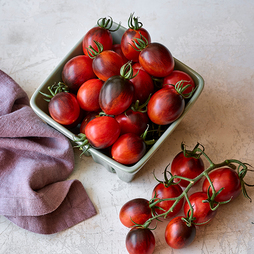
top-left (140, 143), bottom-right (253, 228)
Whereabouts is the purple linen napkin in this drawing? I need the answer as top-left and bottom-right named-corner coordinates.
top-left (0, 70), bottom-right (97, 234)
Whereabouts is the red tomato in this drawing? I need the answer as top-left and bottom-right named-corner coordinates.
top-left (126, 227), bottom-right (155, 254)
top-left (48, 92), bottom-right (80, 125)
top-left (91, 48), bottom-right (124, 81)
top-left (165, 216), bottom-right (196, 249)
top-left (82, 17), bottom-right (116, 55)
top-left (184, 192), bottom-right (217, 225)
top-left (130, 68), bottom-right (154, 105)
top-left (121, 13), bottom-right (151, 62)
top-left (119, 198), bottom-right (152, 228)
top-left (115, 109), bottom-right (149, 136)
top-left (202, 167), bottom-right (242, 202)
top-left (111, 133), bottom-right (146, 165)
top-left (132, 62), bottom-right (145, 71)
top-left (171, 151), bottom-right (205, 188)
top-left (162, 70), bottom-right (196, 95)
top-left (84, 116), bottom-right (120, 149)
top-left (147, 86), bottom-right (185, 125)
top-left (79, 111), bottom-right (100, 134)
top-left (152, 183), bottom-right (184, 218)
top-left (62, 55), bottom-right (96, 92)
top-left (139, 42), bottom-right (174, 77)
top-left (99, 73), bottom-right (135, 115)
top-left (112, 43), bottom-right (129, 64)
top-left (77, 79), bottom-right (103, 111)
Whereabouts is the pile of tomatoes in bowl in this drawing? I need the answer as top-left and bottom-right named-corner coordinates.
top-left (41, 14), bottom-right (197, 166)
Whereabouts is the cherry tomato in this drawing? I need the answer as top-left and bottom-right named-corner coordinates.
top-left (111, 133), bottom-right (146, 165)
top-left (91, 49), bottom-right (124, 81)
top-left (139, 42), bottom-right (174, 77)
top-left (48, 92), bottom-right (80, 125)
top-left (82, 17), bottom-right (116, 55)
top-left (79, 111), bottom-right (100, 134)
top-left (130, 68), bottom-right (154, 105)
top-left (152, 183), bottom-right (183, 218)
top-left (84, 116), bottom-right (120, 149)
top-left (184, 192), bottom-right (217, 225)
top-left (165, 216), bottom-right (196, 249)
top-left (147, 86), bottom-right (185, 125)
top-left (99, 72), bottom-right (135, 115)
top-left (126, 227), bottom-right (155, 254)
top-left (62, 55), bottom-right (96, 92)
top-left (77, 78), bottom-right (103, 112)
top-left (162, 70), bottom-right (196, 95)
top-left (112, 43), bottom-right (129, 64)
top-left (115, 109), bottom-right (149, 136)
top-left (121, 13), bottom-right (151, 62)
top-left (202, 167), bottom-right (242, 202)
top-left (119, 198), bottom-right (152, 228)
top-left (171, 151), bottom-right (205, 188)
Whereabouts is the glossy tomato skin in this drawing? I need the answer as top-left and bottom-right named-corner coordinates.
top-left (48, 92), bottom-right (80, 126)
top-left (162, 70), bottom-right (196, 95)
top-left (79, 111), bottom-right (100, 134)
top-left (112, 43), bottom-right (129, 64)
top-left (99, 76), bottom-right (135, 115)
top-left (184, 192), bottom-right (217, 225)
top-left (147, 86), bottom-right (185, 125)
top-left (130, 68), bottom-right (154, 105)
top-left (121, 28), bottom-right (151, 62)
top-left (115, 109), bottom-right (149, 136)
top-left (77, 79), bottom-right (103, 111)
top-left (82, 26), bottom-right (113, 56)
top-left (126, 227), bottom-right (155, 254)
top-left (111, 133), bottom-right (146, 165)
top-left (202, 167), bottom-right (241, 202)
top-left (139, 42), bottom-right (174, 78)
top-left (92, 50), bottom-right (124, 81)
top-left (119, 198), bottom-right (152, 228)
top-left (62, 55), bottom-right (96, 92)
top-left (165, 216), bottom-right (196, 249)
top-left (152, 183), bottom-right (184, 218)
top-left (84, 116), bottom-right (120, 149)
top-left (171, 151), bottom-right (205, 188)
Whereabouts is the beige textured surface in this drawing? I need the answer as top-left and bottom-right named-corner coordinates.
top-left (1, 0), bottom-right (254, 253)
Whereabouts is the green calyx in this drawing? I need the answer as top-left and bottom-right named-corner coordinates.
top-left (39, 82), bottom-right (69, 102)
top-left (73, 133), bottom-right (91, 157)
top-left (97, 16), bottom-right (121, 32)
top-left (131, 32), bottom-right (149, 51)
top-left (86, 40), bottom-right (104, 59)
top-left (120, 61), bottom-right (138, 80)
top-left (172, 80), bottom-right (197, 99)
top-left (128, 12), bottom-right (143, 30)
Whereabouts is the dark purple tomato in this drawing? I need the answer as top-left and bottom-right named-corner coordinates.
top-left (171, 151), bottom-right (205, 188)
top-left (62, 55), bottom-right (96, 92)
top-left (139, 42), bottom-right (174, 78)
top-left (115, 109), bottom-right (149, 136)
top-left (126, 227), bottom-right (155, 254)
top-left (152, 183), bottom-right (184, 218)
top-left (111, 133), bottom-right (146, 165)
top-left (130, 68), bottom-right (154, 105)
top-left (184, 192), bottom-right (217, 225)
top-left (84, 116), bottom-right (120, 149)
top-left (202, 167), bottom-right (242, 202)
top-left (165, 216), bottom-right (196, 249)
top-left (99, 75), bottom-right (135, 115)
top-left (119, 198), bottom-right (152, 228)
top-left (147, 86), bottom-right (185, 125)
top-left (48, 92), bottom-right (80, 125)
top-left (77, 78), bottom-right (103, 111)
top-left (162, 70), bottom-right (196, 95)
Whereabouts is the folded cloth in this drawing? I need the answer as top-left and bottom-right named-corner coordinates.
top-left (0, 70), bottom-right (97, 234)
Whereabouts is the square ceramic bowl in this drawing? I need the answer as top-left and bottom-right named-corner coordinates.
top-left (30, 23), bottom-right (204, 182)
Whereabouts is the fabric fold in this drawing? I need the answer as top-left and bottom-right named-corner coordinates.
top-left (0, 70), bottom-right (96, 234)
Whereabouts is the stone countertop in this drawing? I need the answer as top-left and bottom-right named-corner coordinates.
top-left (1, 0), bottom-right (254, 253)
